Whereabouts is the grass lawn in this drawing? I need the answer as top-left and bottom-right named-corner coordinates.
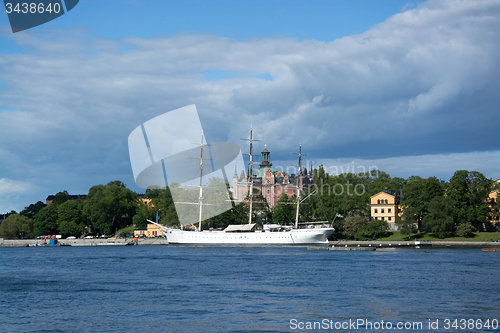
top-left (116, 225), bottom-right (136, 237)
top-left (378, 231), bottom-right (500, 242)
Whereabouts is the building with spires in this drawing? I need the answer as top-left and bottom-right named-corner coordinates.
top-left (232, 146), bottom-right (314, 207)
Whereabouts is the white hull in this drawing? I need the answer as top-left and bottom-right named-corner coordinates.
top-left (162, 227), bottom-right (334, 246)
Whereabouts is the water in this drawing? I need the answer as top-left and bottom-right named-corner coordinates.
top-left (1, 246), bottom-right (499, 332)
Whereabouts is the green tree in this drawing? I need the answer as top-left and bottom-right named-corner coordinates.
top-left (83, 181), bottom-right (138, 235)
top-left (448, 170), bottom-right (492, 228)
top-left (203, 201), bottom-right (248, 229)
top-left (355, 220), bottom-right (389, 240)
top-left (0, 214), bottom-right (33, 239)
top-left (395, 206), bottom-right (419, 239)
top-left (52, 190), bottom-right (71, 205)
top-left (33, 204), bottom-right (59, 236)
top-left (20, 201), bottom-right (47, 219)
top-left (272, 194), bottom-right (296, 225)
top-left (401, 176), bottom-right (443, 230)
top-left (422, 196), bottom-right (455, 238)
top-left (57, 200), bottom-right (85, 237)
top-left (456, 222), bottom-right (476, 238)
top-left (343, 215), bottom-right (368, 238)
top-left (309, 166), bottom-right (372, 228)
top-left (133, 200), bottom-right (155, 229)
top-left (144, 186), bottom-right (179, 226)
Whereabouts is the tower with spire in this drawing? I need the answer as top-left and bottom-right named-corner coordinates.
top-left (233, 140), bottom-right (314, 208)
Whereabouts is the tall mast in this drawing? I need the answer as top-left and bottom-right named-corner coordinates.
top-left (292, 144), bottom-right (306, 228)
top-left (189, 135), bottom-right (210, 232)
top-left (241, 127), bottom-right (260, 224)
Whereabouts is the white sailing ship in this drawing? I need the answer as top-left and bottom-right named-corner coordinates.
top-left (149, 129), bottom-right (334, 246)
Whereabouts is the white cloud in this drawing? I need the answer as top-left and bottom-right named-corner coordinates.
top-left (0, 178), bottom-right (33, 194)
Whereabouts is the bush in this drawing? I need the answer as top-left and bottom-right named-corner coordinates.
top-left (355, 220), bottom-right (390, 240)
top-left (456, 223), bottom-right (476, 238)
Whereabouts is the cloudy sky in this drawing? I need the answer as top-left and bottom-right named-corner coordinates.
top-left (1, 0), bottom-right (499, 213)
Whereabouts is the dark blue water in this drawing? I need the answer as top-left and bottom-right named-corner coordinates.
top-left (1, 246), bottom-right (499, 332)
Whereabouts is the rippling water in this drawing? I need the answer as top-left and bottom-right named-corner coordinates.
top-left (1, 246), bottom-right (499, 332)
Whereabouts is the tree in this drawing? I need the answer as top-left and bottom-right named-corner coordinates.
top-left (33, 204), bottom-right (59, 236)
top-left (52, 190), bottom-right (71, 205)
top-left (20, 201), bottom-right (46, 219)
top-left (0, 214), bottom-right (33, 239)
top-left (57, 200), bottom-right (85, 237)
top-left (422, 196), bottom-right (455, 238)
top-left (83, 181), bottom-right (138, 235)
top-left (355, 220), bottom-right (389, 240)
top-left (144, 186), bottom-right (179, 226)
top-left (456, 223), bottom-right (476, 238)
top-left (343, 216), bottom-right (368, 238)
top-left (448, 170), bottom-right (492, 228)
top-left (272, 194), bottom-right (296, 225)
top-left (395, 206), bottom-right (419, 239)
top-left (133, 200), bottom-right (155, 229)
top-left (203, 201), bottom-right (248, 230)
top-left (401, 176), bottom-right (443, 230)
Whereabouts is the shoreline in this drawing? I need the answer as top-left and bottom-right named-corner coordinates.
top-left (1, 238), bottom-right (500, 248)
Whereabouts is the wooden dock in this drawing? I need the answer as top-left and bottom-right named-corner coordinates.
top-left (482, 248), bottom-right (500, 252)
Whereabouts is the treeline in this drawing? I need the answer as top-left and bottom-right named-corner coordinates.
top-left (303, 168), bottom-right (496, 239)
top-left (0, 180), bottom-right (249, 239)
top-left (0, 169), bottom-right (497, 240)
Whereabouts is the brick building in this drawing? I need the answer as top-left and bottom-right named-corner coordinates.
top-left (232, 146), bottom-right (313, 207)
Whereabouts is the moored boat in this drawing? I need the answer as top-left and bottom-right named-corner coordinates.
top-left (149, 128), bottom-right (334, 246)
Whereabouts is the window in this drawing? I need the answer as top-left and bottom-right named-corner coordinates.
top-left (267, 189), bottom-right (270, 194)
top-left (277, 190), bottom-right (281, 194)
top-left (377, 199), bottom-right (380, 204)
top-left (374, 209), bottom-right (378, 213)
top-left (267, 197), bottom-right (270, 202)
top-left (381, 217), bottom-right (384, 220)
top-left (388, 217), bottom-right (391, 221)
top-left (267, 179), bottom-right (271, 184)
top-left (381, 209), bottom-right (384, 213)
top-left (388, 208), bottom-right (391, 213)
top-left (385, 199), bottom-right (388, 204)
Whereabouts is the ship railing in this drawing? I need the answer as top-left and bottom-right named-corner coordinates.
top-left (296, 221), bottom-right (332, 229)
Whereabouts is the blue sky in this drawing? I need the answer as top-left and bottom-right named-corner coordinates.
top-left (1, 0), bottom-right (499, 212)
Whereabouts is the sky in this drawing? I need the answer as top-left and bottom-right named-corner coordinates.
top-left (0, 0), bottom-right (499, 213)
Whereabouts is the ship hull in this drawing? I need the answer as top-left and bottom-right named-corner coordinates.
top-left (163, 227), bottom-right (334, 246)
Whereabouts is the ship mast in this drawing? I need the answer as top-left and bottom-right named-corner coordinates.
top-left (189, 135), bottom-right (211, 232)
top-left (292, 144), bottom-right (305, 229)
top-left (241, 127), bottom-right (260, 224)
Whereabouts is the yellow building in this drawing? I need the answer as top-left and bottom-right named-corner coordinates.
top-left (485, 178), bottom-right (499, 230)
top-left (133, 222), bottom-right (165, 237)
top-left (370, 189), bottom-right (401, 231)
